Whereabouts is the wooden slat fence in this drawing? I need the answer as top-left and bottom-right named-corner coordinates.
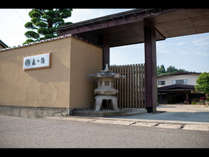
top-left (110, 64), bottom-right (145, 109)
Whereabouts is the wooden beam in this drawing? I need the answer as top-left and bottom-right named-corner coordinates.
top-left (102, 45), bottom-right (110, 69)
top-left (58, 9), bottom-right (176, 36)
top-left (144, 20), bottom-right (157, 113)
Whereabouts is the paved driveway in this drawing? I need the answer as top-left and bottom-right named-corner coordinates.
top-left (109, 104), bottom-right (209, 123)
top-left (45, 104), bottom-right (209, 132)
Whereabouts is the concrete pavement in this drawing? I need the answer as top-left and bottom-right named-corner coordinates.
top-left (0, 115), bottom-right (209, 148)
top-left (0, 104), bottom-right (209, 148)
top-left (46, 105), bottom-right (209, 132)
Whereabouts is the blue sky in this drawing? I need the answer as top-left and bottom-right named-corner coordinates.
top-left (0, 9), bottom-right (209, 73)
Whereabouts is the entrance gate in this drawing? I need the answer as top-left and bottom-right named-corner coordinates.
top-left (110, 64), bottom-right (145, 109)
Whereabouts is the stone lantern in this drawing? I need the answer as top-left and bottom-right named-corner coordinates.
top-left (89, 64), bottom-right (121, 111)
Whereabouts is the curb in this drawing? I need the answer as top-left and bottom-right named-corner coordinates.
top-left (46, 116), bottom-right (209, 132)
top-left (70, 108), bottom-right (147, 117)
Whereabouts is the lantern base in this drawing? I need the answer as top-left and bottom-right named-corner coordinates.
top-left (95, 95), bottom-right (119, 112)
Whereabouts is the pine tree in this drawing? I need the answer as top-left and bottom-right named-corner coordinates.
top-left (157, 65), bottom-right (189, 76)
top-left (23, 9), bottom-right (73, 44)
top-left (157, 65), bottom-right (166, 75)
top-left (166, 65), bottom-right (178, 73)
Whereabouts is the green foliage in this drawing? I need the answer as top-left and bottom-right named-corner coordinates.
top-left (29, 9), bottom-right (42, 18)
top-left (177, 69), bottom-right (187, 73)
top-left (157, 65), bottom-right (189, 76)
top-left (23, 39), bottom-right (35, 45)
top-left (157, 65), bottom-right (166, 75)
top-left (23, 8), bottom-right (73, 44)
top-left (24, 22), bottom-right (36, 29)
top-left (166, 66), bottom-right (178, 73)
top-left (24, 31), bottom-right (40, 39)
top-left (191, 101), bottom-right (197, 104)
top-left (195, 72), bottom-right (209, 95)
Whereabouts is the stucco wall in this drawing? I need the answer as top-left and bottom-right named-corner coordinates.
top-left (157, 74), bottom-right (200, 87)
top-left (0, 38), bottom-right (71, 108)
top-left (70, 37), bottom-right (102, 109)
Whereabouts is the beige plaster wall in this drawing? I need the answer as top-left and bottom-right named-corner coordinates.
top-left (70, 37), bottom-right (102, 109)
top-left (0, 38), bottom-right (71, 108)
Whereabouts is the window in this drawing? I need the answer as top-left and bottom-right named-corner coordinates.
top-left (158, 80), bottom-right (166, 85)
top-left (173, 79), bottom-right (188, 85)
top-left (175, 80), bottom-right (184, 84)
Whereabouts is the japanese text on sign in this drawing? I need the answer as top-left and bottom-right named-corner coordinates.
top-left (23, 53), bottom-right (51, 70)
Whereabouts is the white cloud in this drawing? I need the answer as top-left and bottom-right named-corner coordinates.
top-left (176, 41), bottom-right (186, 46)
top-left (0, 9), bottom-right (31, 47)
top-left (191, 36), bottom-right (209, 46)
top-left (193, 50), bottom-right (209, 57)
top-left (0, 9), bottom-right (133, 47)
top-left (66, 9), bottom-right (133, 23)
top-left (66, 9), bottom-right (97, 23)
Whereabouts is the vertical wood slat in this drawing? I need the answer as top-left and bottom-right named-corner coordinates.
top-left (123, 65), bottom-right (126, 108)
top-left (139, 64), bottom-right (142, 107)
top-left (141, 64), bottom-right (144, 107)
top-left (116, 66), bottom-right (119, 107)
top-left (122, 65), bottom-right (124, 108)
top-left (141, 64), bottom-right (144, 108)
top-left (119, 66), bottom-right (122, 108)
top-left (131, 65), bottom-right (134, 108)
top-left (117, 66), bottom-right (120, 108)
top-left (126, 65), bottom-right (129, 108)
top-left (133, 65), bottom-right (135, 108)
top-left (140, 65), bottom-right (142, 107)
top-left (135, 65), bottom-right (138, 108)
top-left (128, 65), bottom-right (133, 108)
top-left (123, 66), bottom-right (125, 108)
top-left (110, 64), bottom-right (145, 109)
top-left (142, 64), bottom-right (145, 107)
top-left (142, 63), bottom-right (145, 107)
top-left (135, 64), bottom-right (139, 108)
top-left (128, 65), bottom-right (131, 108)
top-left (119, 65), bottom-right (122, 108)
top-left (134, 64), bottom-right (137, 108)
top-left (137, 64), bottom-right (141, 107)
top-left (131, 65), bottom-right (133, 108)
top-left (116, 65), bottom-right (119, 108)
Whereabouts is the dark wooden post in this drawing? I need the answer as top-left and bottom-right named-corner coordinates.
top-left (102, 44), bottom-right (110, 69)
top-left (185, 92), bottom-right (190, 104)
top-left (144, 20), bottom-right (157, 113)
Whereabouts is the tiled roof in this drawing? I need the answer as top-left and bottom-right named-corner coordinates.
top-left (57, 9), bottom-right (149, 32)
top-left (157, 72), bottom-right (201, 78)
top-left (0, 34), bottom-right (72, 53)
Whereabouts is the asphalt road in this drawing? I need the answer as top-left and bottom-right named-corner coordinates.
top-left (0, 115), bottom-right (209, 148)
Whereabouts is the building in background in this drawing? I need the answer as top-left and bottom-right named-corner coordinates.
top-left (157, 72), bottom-right (204, 104)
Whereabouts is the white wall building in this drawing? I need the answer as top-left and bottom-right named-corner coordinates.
top-left (157, 73), bottom-right (200, 88)
top-left (157, 72), bottom-right (203, 104)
